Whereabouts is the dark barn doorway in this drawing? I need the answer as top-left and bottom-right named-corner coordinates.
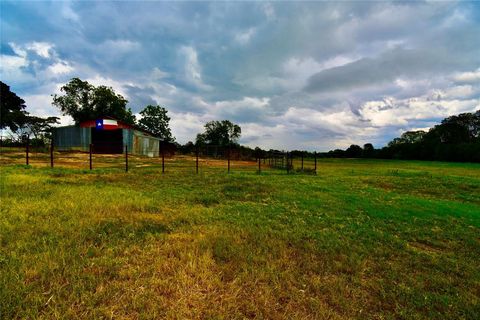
top-left (91, 128), bottom-right (123, 153)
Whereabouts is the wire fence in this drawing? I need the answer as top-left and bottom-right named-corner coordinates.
top-left (0, 142), bottom-right (319, 175)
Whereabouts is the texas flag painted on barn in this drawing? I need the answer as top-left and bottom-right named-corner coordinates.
top-left (95, 119), bottom-right (118, 130)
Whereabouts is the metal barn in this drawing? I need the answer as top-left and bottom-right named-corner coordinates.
top-left (52, 118), bottom-right (162, 157)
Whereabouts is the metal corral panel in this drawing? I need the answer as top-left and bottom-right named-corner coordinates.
top-left (132, 130), bottom-right (160, 157)
top-left (53, 126), bottom-right (91, 151)
top-left (122, 129), bottom-right (134, 152)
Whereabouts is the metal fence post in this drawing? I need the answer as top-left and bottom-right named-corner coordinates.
top-left (89, 143), bottom-right (93, 170)
top-left (314, 151), bottom-right (317, 175)
top-left (258, 157), bottom-right (261, 174)
top-left (125, 145), bottom-right (128, 172)
top-left (196, 147), bottom-right (199, 174)
top-left (26, 137), bottom-right (29, 165)
top-left (301, 152), bottom-right (304, 171)
top-left (50, 140), bottom-right (54, 168)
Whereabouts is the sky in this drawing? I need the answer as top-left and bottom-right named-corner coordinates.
top-left (1, 0), bottom-right (479, 151)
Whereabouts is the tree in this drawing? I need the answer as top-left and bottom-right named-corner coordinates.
top-left (93, 85), bottom-right (136, 125)
top-left (363, 143), bottom-right (375, 158)
top-left (137, 105), bottom-right (174, 141)
top-left (23, 116), bottom-right (60, 140)
top-left (430, 111), bottom-right (480, 144)
top-left (195, 120), bottom-right (241, 146)
top-left (388, 130), bottom-right (426, 147)
top-left (1, 81), bottom-right (29, 132)
top-left (345, 144), bottom-right (363, 158)
top-left (52, 78), bottom-right (135, 125)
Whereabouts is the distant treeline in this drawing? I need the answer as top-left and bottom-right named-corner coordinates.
top-left (175, 110), bottom-right (480, 163)
top-left (321, 110), bottom-right (480, 163)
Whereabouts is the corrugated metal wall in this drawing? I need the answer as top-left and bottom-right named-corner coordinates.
top-left (53, 126), bottom-right (161, 157)
top-left (123, 129), bottom-right (134, 152)
top-left (132, 130), bottom-right (160, 157)
top-left (53, 126), bottom-right (91, 152)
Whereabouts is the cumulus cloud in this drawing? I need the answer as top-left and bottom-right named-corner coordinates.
top-left (0, 54), bottom-right (32, 83)
top-left (453, 69), bottom-right (480, 84)
top-left (85, 75), bottom-right (132, 98)
top-left (47, 62), bottom-right (74, 75)
top-left (26, 42), bottom-right (54, 58)
top-left (359, 96), bottom-right (479, 128)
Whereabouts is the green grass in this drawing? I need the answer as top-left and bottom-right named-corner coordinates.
top-left (1, 159), bottom-right (479, 319)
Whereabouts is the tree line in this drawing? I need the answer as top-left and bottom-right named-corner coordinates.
top-left (321, 111), bottom-right (480, 162)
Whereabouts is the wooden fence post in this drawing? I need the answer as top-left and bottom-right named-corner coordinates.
top-left (89, 143), bottom-right (93, 170)
top-left (50, 140), bottom-right (54, 168)
top-left (301, 152), bottom-right (304, 171)
top-left (125, 145), bottom-right (128, 172)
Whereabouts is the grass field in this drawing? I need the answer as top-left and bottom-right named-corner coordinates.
top-left (1, 159), bottom-right (479, 319)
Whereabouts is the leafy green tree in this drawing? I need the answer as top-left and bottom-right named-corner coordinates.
top-left (388, 130), bottom-right (426, 147)
top-left (23, 116), bottom-right (60, 140)
top-left (137, 105), bottom-right (174, 141)
top-left (52, 78), bottom-right (135, 125)
top-left (92, 85), bottom-right (135, 125)
top-left (195, 120), bottom-right (241, 146)
top-left (1, 81), bottom-right (29, 132)
top-left (429, 111), bottom-right (480, 144)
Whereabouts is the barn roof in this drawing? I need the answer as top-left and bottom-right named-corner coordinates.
top-left (79, 118), bottom-right (134, 130)
top-left (73, 117), bottom-right (162, 139)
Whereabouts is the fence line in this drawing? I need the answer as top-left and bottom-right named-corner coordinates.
top-left (0, 143), bottom-right (319, 175)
